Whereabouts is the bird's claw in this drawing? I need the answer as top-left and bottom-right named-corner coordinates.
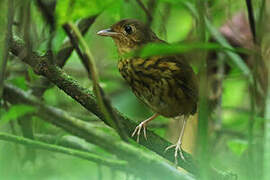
top-left (131, 121), bottom-right (148, 142)
top-left (165, 142), bottom-right (185, 165)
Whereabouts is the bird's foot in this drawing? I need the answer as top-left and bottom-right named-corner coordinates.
top-left (165, 141), bottom-right (185, 165)
top-left (131, 121), bottom-right (148, 142)
top-left (131, 113), bottom-right (159, 143)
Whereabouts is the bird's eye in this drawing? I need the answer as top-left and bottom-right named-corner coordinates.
top-left (124, 25), bottom-right (133, 34)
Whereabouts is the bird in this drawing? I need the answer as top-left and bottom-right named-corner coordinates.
top-left (97, 19), bottom-right (198, 163)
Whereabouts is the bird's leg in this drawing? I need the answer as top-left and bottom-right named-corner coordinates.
top-left (165, 116), bottom-right (188, 165)
top-left (132, 113), bottom-right (159, 142)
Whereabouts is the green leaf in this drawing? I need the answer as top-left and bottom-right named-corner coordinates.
top-left (56, 0), bottom-right (117, 25)
top-left (7, 76), bottom-right (28, 91)
top-left (125, 42), bottom-right (243, 58)
top-left (0, 105), bottom-right (36, 126)
top-left (227, 139), bottom-right (248, 156)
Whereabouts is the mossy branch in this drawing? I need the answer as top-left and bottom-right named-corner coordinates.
top-left (8, 38), bottom-right (235, 179)
top-left (9, 38), bottom-right (198, 174)
top-left (65, 22), bottom-right (128, 141)
top-left (32, 16), bottom-right (97, 97)
top-left (3, 84), bottom-right (194, 180)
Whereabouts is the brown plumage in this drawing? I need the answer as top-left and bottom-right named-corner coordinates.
top-left (97, 19), bottom-right (198, 162)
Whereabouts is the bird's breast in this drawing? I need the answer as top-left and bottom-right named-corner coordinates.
top-left (117, 57), bottom-right (197, 117)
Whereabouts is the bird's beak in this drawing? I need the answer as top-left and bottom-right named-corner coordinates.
top-left (97, 28), bottom-right (118, 37)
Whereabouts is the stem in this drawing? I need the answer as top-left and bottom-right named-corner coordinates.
top-left (62, 24), bottom-right (90, 74)
top-left (245, 0), bottom-right (256, 43)
top-left (196, 1), bottom-right (210, 179)
top-left (67, 22), bottom-right (128, 141)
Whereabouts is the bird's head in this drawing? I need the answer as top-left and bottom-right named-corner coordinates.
top-left (97, 19), bottom-right (160, 54)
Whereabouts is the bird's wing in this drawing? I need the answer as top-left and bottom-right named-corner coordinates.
top-left (154, 55), bottom-right (199, 103)
top-left (130, 55), bottom-right (198, 103)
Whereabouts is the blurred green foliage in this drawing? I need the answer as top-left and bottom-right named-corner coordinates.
top-left (227, 139), bottom-right (248, 156)
top-left (0, 105), bottom-right (36, 127)
top-left (56, 0), bottom-right (118, 26)
top-left (0, 0), bottom-right (268, 179)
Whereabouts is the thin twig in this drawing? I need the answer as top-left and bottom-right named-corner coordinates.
top-left (257, 0), bottom-right (265, 43)
top-left (22, 1), bottom-right (32, 60)
top-left (35, 0), bottom-right (55, 30)
top-left (62, 24), bottom-right (90, 75)
top-left (135, 0), bottom-right (152, 23)
top-left (196, 0), bottom-right (210, 179)
top-left (245, 0), bottom-right (256, 43)
top-left (245, 1), bottom-right (258, 179)
top-left (31, 16), bottom-right (97, 97)
top-left (159, 3), bottom-right (171, 40)
top-left (67, 22), bottom-right (128, 141)
top-left (35, 134), bottom-right (98, 153)
top-left (56, 16), bottom-right (97, 67)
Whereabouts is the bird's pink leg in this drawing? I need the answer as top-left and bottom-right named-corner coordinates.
top-left (132, 113), bottom-right (159, 142)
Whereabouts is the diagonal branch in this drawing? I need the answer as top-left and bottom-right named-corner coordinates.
top-left (56, 16), bottom-right (97, 67)
top-left (9, 38), bottom-right (198, 174)
top-left (31, 16), bottom-right (97, 97)
top-left (9, 38), bottom-right (235, 179)
top-left (245, 0), bottom-right (256, 43)
top-left (3, 83), bottom-right (194, 180)
top-left (65, 22), bottom-right (128, 141)
top-left (62, 23), bottom-right (90, 74)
